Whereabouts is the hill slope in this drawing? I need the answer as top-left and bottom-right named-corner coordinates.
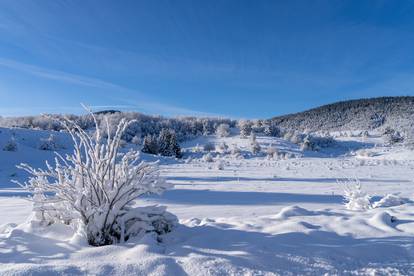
top-left (271, 96), bottom-right (414, 133)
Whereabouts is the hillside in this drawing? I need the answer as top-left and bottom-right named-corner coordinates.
top-left (271, 96), bottom-right (414, 133)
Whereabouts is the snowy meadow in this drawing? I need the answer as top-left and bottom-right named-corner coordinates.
top-left (0, 112), bottom-right (414, 275)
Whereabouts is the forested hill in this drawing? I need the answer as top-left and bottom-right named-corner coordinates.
top-left (271, 96), bottom-right (414, 132)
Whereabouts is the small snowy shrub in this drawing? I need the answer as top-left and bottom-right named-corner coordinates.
top-left (3, 138), bottom-right (17, 152)
top-left (251, 141), bottom-right (261, 155)
top-left (215, 160), bottom-right (225, 170)
top-left (38, 134), bottom-right (64, 151)
top-left (384, 130), bottom-right (404, 145)
top-left (203, 142), bottom-right (215, 152)
top-left (340, 178), bottom-right (372, 211)
top-left (216, 123), bottom-right (230, 137)
top-left (17, 113), bottom-right (176, 246)
top-left (203, 153), bottom-right (214, 162)
top-left (266, 145), bottom-right (277, 159)
top-left (192, 143), bottom-right (203, 153)
top-left (216, 142), bottom-right (229, 154)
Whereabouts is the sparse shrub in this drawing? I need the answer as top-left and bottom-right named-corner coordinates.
top-left (3, 138), bottom-right (17, 152)
top-left (16, 113), bottom-right (176, 246)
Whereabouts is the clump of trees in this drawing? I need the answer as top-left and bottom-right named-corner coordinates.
top-left (142, 129), bottom-right (182, 158)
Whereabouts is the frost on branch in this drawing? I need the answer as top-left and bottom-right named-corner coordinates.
top-left (16, 111), bottom-right (177, 246)
top-left (339, 178), bottom-right (372, 211)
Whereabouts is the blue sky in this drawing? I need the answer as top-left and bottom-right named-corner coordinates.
top-left (1, 0), bottom-right (414, 118)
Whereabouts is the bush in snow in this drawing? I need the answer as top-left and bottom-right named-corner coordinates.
top-left (339, 178), bottom-right (372, 211)
top-left (266, 145), bottom-right (277, 159)
top-left (384, 129), bottom-right (404, 145)
top-left (301, 135), bottom-right (335, 151)
top-left (3, 138), bottom-right (17, 152)
top-left (215, 160), bottom-right (225, 170)
top-left (203, 152), bottom-right (214, 162)
top-left (16, 113), bottom-right (177, 246)
top-left (216, 123), bottom-right (230, 137)
top-left (249, 133), bottom-right (261, 154)
top-left (203, 142), bottom-right (215, 152)
top-left (216, 142), bottom-right (229, 154)
top-left (38, 134), bottom-right (64, 151)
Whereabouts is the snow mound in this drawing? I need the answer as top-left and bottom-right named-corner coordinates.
top-left (373, 194), bottom-right (409, 208)
top-left (273, 205), bottom-right (315, 220)
top-left (369, 212), bottom-right (397, 230)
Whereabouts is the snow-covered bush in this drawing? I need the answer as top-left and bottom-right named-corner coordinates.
top-left (301, 135), bottom-right (335, 151)
top-left (251, 142), bottom-right (261, 155)
top-left (192, 143), bottom-right (203, 153)
top-left (216, 142), bottom-right (229, 154)
top-left (16, 113), bottom-right (176, 246)
top-left (215, 160), bottom-right (225, 170)
top-left (3, 138), bottom-right (17, 152)
top-left (216, 123), bottom-right (230, 137)
top-left (38, 134), bottom-right (64, 151)
top-left (384, 129), bottom-right (404, 145)
top-left (203, 142), bottom-right (215, 152)
top-left (266, 145), bottom-right (277, 159)
top-left (340, 178), bottom-right (372, 211)
top-left (203, 153), bottom-right (214, 162)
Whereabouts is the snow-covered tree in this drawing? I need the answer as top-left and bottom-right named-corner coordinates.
top-left (238, 120), bottom-right (252, 138)
top-left (142, 134), bottom-right (158, 155)
top-left (216, 123), bottom-right (230, 137)
top-left (263, 121), bottom-right (281, 137)
top-left (16, 113), bottom-right (176, 246)
top-left (157, 129), bottom-right (181, 158)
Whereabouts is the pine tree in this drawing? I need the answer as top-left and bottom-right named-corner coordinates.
top-left (239, 120), bottom-right (252, 138)
top-left (142, 134), bottom-right (158, 154)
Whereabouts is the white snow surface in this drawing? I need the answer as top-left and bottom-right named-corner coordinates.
top-left (1, 127), bottom-right (414, 275)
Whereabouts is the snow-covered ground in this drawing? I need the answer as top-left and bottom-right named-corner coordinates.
top-left (1, 127), bottom-right (414, 275)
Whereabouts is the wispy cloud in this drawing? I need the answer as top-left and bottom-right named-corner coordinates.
top-left (0, 57), bottom-right (225, 117)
